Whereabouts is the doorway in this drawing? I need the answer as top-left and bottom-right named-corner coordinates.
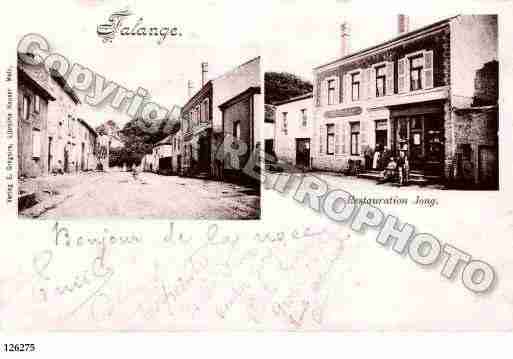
top-left (393, 114), bottom-right (444, 173)
top-left (375, 120), bottom-right (388, 150)
top-left (295, 138), bottom-right (311, 169)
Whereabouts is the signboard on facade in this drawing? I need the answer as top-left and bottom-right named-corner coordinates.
top-left (324, 107), bottom-right (362, 118)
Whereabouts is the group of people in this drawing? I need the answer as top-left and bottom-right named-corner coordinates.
top-left (365, 144), bottom-right (410, 186)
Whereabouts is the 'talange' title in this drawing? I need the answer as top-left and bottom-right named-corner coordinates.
top-left (97, 9), bottom-right (182, 44)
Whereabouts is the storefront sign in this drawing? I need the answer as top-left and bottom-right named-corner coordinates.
top-left (324, 106), bottom-right (362, 118)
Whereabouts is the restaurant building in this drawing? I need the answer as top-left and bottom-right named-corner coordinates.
top-left (312, 15), bottom-right (498, 186)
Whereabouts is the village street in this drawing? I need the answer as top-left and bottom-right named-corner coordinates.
top-left (19, 170), bottom-right (260, 220)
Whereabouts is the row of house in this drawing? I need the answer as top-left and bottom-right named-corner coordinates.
top-left (144, 57), bottom-right (263, 185)
top-left (18, 53), bottom-right (100, 178)
top-left (268, 15), bottom-right (498, 189)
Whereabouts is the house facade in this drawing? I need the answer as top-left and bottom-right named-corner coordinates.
top-left (17, 54), bottom-right (55, 178)
top-left (181, 81), bottom-right (213, 177)
top-left (274, 93), bottom-right (313, 169)
top-left (219, 86), bottom-right (261, 182)
top-left (181, 57), bottom-right (262, 179)
top-left (312, 15), bottom-right (498, 186)
top-left (46, 69), bottom-right (85, 174)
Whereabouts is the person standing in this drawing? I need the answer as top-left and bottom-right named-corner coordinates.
top-left (397, 150), bottom-right (409, 186)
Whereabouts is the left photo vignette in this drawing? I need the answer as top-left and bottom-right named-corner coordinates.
top-left (15, 27), bottom-right (263, 220)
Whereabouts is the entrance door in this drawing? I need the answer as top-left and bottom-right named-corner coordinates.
top-left (198, 136), bottom-right (211, 172)
top-left (479, 145), bottom-right (498, 189)
top-left (295, 138), bottom-right (311, 169)
top-left (424, 115), bottom-right (444, 175)
top-left (375, 120), bottom-right (388, 151)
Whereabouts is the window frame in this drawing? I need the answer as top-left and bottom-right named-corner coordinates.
top-left (233, 121), bottom-right (241, 139)
top-left (32, 128), bottom-right (41, 159)
top-left (326, 123), bottom-right (335, 155)
top-left (351, 72), bottom-right (361, 102)
top-left (23, 94), bottom-right (31, 121)
top-left (301, 108), bottom-right (307, 127)
top-left (375, 64), bottom-right (387, 97)
top-left (409, 54), bottom-right (424, 91)
top-left (282, 112), bottom-right (288, 134)
top-left (327, 79), bottom-right (336, 105)
top-left (350, 122), bottom-right (360, 156)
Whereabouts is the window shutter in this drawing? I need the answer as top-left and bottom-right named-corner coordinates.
top-left (397, 58), bottom-right (406, 93)
top-left (335, 123), bottom-right (341, 154)
top-left (361, 69), bottom-right (367, 100)
top-left (360, 121), bottom-right (367, 154)
top-left (368, 67), bottom-right (376, 99)
top-left (341, 122), bottom-right (347, 154)
top-left (404, 57), bottom-right (410, 92)
top-left (315, 79), bottom-right (321, 107)
top-left (386, 61), bottom-right (394, 95)
top-left (334, 77), bottom-right (341, 104)
top-left (423, 50), bottom-right (434, 89)
top-left (344, 74), bottom-right (351, 103)
top-left (321, 79), bottom-right (328, 106)
top-left (319, 124), bottom-right (324, 154)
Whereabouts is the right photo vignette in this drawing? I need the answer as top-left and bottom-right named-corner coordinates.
top-left (263, 14), bottom-right (498, 192)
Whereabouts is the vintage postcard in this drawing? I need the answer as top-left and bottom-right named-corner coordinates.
top-left (1, 0), bottom-right (513, 334)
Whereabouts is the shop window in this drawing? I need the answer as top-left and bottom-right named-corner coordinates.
top-left (351, 72), bottom-right (361, 101)
top-left (326, 124), bottom-right (335, 155)
top-left (350, 122), bottom-right (360, 155)
top-left (376, 65), bottom-right (386, 97)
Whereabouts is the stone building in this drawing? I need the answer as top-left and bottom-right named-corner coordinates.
top-left (17, 54), bottom-right (56, 178)
top-left (312, 15), bottom-right (498, 187)
top-left (218, 86), bottom-right (261, 182)
top-left (273, 93), bottom-right (313, 169)
top-left (46, 69), bottom-right (84, 173)
top-left (181, 57), bottom-right (262, 179)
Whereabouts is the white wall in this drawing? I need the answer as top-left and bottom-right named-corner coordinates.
top-left (212, 57), bottom-right (261, 133)
top-left (274, 96), bottom-right (314, 164)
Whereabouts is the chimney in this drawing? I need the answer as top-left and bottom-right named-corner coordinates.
top-left (398, 14), bottom-right (410, 34)
top-left (201, 62), bottom-right (208, 86)
top-left (340, 22), bottom-right (350, 58)
top-left (187, 80), bottom-right (194, 98)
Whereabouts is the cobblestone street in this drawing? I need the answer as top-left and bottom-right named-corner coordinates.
top-left (19, 170), bottom-right (260, 219)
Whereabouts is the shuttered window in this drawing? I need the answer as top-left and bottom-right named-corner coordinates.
top-left (376, 65), bottom-right (386, 97)
top-left (423, 50), bottom-right (434, 89)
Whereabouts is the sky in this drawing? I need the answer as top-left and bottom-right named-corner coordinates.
top-left (12, 0), bottom-right (504, 128)
top-left (13, 0), bottom-right (263, 128)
